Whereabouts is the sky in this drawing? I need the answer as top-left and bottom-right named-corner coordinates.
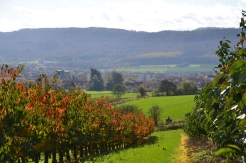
top-left (0, 0), bottom-right (245, 32)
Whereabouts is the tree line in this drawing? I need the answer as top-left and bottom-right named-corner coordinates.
top-left (89, 68), bottom-right (199, 97)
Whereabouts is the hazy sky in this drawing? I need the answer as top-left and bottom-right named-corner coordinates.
top-left (0, 0), bottom-right (245, 32)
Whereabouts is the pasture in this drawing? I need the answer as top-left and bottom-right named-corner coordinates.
top-left (119, 95), bottom-right (195, 120)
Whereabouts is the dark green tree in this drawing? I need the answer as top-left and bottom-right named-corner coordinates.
top-left (106, 71), bottom-right (124, 90)
top-left (112, 84), bottom-right (126, 98)
top-left (158, 80), bottom-right (177, 95)
top-left (89, 68), bottom-right (104, 90)
top-left (139, 86), bottom-right (147, 97)
top-left (89, 75), bottom-right (103, 91)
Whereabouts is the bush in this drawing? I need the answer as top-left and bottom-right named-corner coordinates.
top-left (117, 104), bottom-right (140, 114)
top-left (151, 89), bottom-right (160, 97)
top-left (139, 86), bottom-right (147, 97)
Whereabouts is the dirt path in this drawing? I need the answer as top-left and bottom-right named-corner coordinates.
top-left (173, 133), bottom-right (192, 163)
top-left (173, 133), bottom-right (229, 163)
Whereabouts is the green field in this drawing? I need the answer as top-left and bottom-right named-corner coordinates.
top-left (85, 91), bottom-right (140, 99)
top-left (103, 64), bottom-right (214, 73)
top-left (83, 129), bottom-right (183, 163)
top-left (120, 95), bottom-right (195, 120)
top-left (86, 91), bottom-right (195, 120)
top-left (132, 52), bottom-right (183, 58)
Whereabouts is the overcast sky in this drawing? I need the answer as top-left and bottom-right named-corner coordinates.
top-left (0, 0), bottom-right (245, 32)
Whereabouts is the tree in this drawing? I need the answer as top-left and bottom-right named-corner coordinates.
top-left (90, 68), bottom-right (103, 82)
top-left (106, 71), bottom-right (124, 90)
top-left (89, 68), bottom-right (104, 90)
top-left (112, 84), bottom-right (126, 98)
top-left (139, 86), bottom-right (147, 97)
top-left (147, 78), bottom-right (159, 90)
top-left (89, 75), bottom-right (103, 91)
top-left (148, 104), bottom-right (162, 126)
top-left (158, 80), bottom-right (177, 95)
top-left (176, 81), bottom-right (198, 95)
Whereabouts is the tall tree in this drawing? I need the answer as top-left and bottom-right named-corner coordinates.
top-left (158, 80), bottom-right (177, 95)
top-left (89, 68), bottom-right (104, 90)
top-left (89, 75), bottom-right (104, 91)
top-left (90, 68), bottom-right (103, 83)
top-left (106, 71), bottom-right (124, 90)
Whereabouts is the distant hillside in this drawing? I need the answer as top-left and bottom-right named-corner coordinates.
top-left (0, 27), bottom-right (240, 65)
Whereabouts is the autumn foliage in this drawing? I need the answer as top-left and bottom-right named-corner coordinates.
top-left (0, 64), bottom-right (155, 163)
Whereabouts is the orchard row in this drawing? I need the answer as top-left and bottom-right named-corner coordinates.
top-left (0, 65), bottom-right (155, 163)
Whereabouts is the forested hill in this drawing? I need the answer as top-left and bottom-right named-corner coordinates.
top-left (0, 27), bottom-right (239, 64)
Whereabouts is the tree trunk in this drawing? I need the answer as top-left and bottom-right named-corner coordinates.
top-left (52, 151), bottom-right (57, 163)
top-left (34, 153), bottom-right (39, 163)
top-left (59, 150), bottom-right (64, 163)
top-left (21, 157), bottom-right (26, 163)
top-left (73, 147), bottom-right (77, 159)
top-left (66, 149), bottom-right (71, 161)
top-left (80, 145), bottom-right (84, 158)
top-left (88, 144), bottom-right (92, 155)
top-left (84, 145), bottom-right (88, 157)
top-left (44, 152), bottom-right (49, 163)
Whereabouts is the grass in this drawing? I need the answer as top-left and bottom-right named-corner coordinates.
top-left (82, 129), bottom-right (183, 163)
top-left (119, 95), bottom-right (195, 120)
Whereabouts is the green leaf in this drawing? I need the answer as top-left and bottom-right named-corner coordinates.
top-left (227, 144), bottom-right (242, 152)
top-left (239, 48), bottom-right (246, 56)
top-left (233, 93), bottom-right (243, 103)
top-left (230, 60), bottom-right (245, 77)
top-left (232, 69), bottom-right (246, 86)
top-left (215, 147), bottom-right (236, 156)
top-left (213, 74), bottom-right (224, 87)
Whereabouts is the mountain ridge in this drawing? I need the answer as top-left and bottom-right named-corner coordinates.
top-left (0, 27), bottom-right (240, 65)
